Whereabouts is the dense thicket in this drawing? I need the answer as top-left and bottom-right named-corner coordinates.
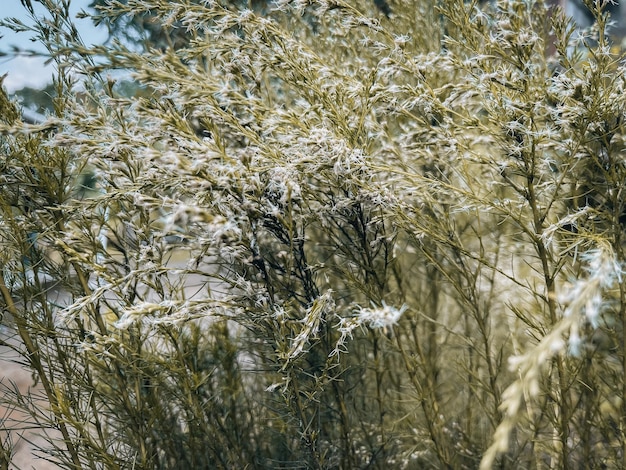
top-left (2, 0), bottom-right (626, 468)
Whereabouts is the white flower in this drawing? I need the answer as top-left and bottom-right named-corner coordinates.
top-left (357, 301), bottom-right (407, 330)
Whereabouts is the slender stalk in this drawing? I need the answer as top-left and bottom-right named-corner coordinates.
top-left (0, 272), bottom-right (83, 469)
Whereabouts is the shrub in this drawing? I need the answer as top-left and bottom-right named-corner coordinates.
top-left (1, 0), bottom-right (626, 468)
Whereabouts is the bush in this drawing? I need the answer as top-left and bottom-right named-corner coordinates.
top-left (1, 0), bottom-right (626, 468)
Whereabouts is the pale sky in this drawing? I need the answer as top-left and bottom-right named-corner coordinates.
top-left (0, 0), bottom-right (107, 92)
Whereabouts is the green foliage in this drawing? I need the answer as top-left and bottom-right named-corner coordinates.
top-left (11, 82), bottom-right (56, 114)
top-left (2, 0), bottom-right (626, 468)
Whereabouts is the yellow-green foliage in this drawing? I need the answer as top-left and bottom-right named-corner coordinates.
top-left (1, 0), bottom-right (626, 468)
